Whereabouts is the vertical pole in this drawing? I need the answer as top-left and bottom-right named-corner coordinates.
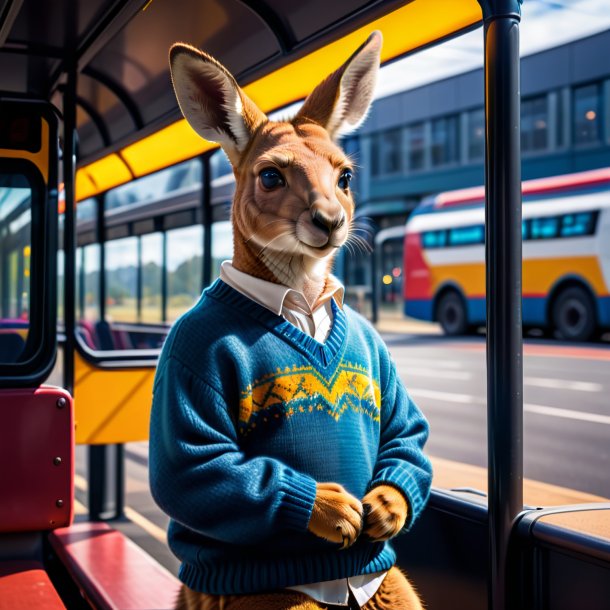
top-left (201, 155), bottom-right (212, 288)
top-left (62, 61), bottom-right (77, 396)
top-left (137, 236), bottom-right (143, 322)
top-left (479, 2), bottom-right (523, 610)
top-left (161, 232), bottom-right (168, 321)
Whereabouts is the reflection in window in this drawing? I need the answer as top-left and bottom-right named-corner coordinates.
top-left (76, 198), bottom-right (97, 223)
top-left (422, 230), bottom-right (447, 249)
top-left (106, 237), bottom-right (138, 322)
top-left (573, 84), bottom-right (601, 146)
top-left (83, 244), bottom-right (100, 322)
top-left (522, 96), bottom-right (548, 152)
top-left (210, 149), bottom-right (233, 180)
top-left (141, 233), bottom-right (163, 323)
top-left (448, 225), bottom-right (484, 246)
top-left (467, 108), bottom-right (485, 161)
top-left (0, 174), bottom-right (32, 362)
top-left (105, 159), bottom-right (202, 212)
top-left (406, 123), bottom-right (425, 171)
top-left (530, 216), bottom-right (559, 239)
top-left (166, 225), bottom-right (203, 321)
top-left (211, 221), bottom-right (233, 281)
top-left (431, 115), bottom-right (459, 167)
top-left (380, 129), bottom-right (402, 174)
top-left (560, 211), bottom-right (598, 237)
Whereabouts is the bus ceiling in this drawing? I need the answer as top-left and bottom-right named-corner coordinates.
top-left (0, 0), bottom-right (483, 201)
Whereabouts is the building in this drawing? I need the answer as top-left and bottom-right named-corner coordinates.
top-left (341, 28), bottom-right (610, 304)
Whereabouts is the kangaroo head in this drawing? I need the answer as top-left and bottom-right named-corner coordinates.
top-left (170, 32), bottom-right (382, 303)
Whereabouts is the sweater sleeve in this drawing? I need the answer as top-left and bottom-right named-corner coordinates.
top-left (369, 360), bottom-right (433, 530)
top-left (149, 356), bottom-right (318, 545)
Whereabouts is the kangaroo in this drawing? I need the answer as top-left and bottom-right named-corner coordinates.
top-left (152, 30), bottom-right (431, 610)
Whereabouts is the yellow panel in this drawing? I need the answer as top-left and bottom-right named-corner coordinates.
top-left (431, 262), bottom-right (486, 297)
top-left (121, 121), bottom-right (217, 181)
top-left (74, 351), bottom-right (155, 444)
top-left (523, 257), bottom-right (609, 296)
top-left (0, 119), bottom-right (50, 183)
top-left (79, 153), bottom-right (133, 195)
top-left (75, 170), bottom-right (98, 201)
top-left (76, 0), bottom-right (481, 200)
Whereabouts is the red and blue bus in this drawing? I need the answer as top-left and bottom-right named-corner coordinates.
top-left (404, 168), bottom-right (610, 340)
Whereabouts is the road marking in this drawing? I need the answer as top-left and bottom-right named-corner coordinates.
top-left (123, 506), bottom-right (168, 544)
top-left (410, 389), bottom-right (610, 425)
top-left (524, 404), bottom-right (610, 426)
top-left (396, 358), bottom-right (464, 369)
top-left (74, 471), bottom-right (167, 543)
top-left (409, 388), bottom-right (477, 404)
top-left (406, 367), bottom-right (472, 381)
top-left (524, 377), bottom-right (602, 392)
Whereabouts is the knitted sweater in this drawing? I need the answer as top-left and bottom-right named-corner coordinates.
top-left (149, 279), bottom-right (432, 595)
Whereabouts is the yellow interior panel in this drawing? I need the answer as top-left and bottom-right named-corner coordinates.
top-left (75, 0), bottom-right (482, 200)
top-left (74, 351), bottom-right (155, 444)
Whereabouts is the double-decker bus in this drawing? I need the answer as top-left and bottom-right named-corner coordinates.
top-left (404, 168), bottom-right (610, 340)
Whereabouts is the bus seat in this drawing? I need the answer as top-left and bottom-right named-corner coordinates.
top-left (49, 522), bottom-right (181, 610)
top-left (0, 332), bottom-right (26, 363)
top-left (0, 560), bottom-right (65, 610)
top-left (76, 323), bottom-right (97, 350)
top-left (0, 387), bottom-right (73, 533)
top-left (94, 320), bottom-right (115, 350)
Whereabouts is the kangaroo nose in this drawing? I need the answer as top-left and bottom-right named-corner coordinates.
top-left (311, 209), bottom-right (344, 235)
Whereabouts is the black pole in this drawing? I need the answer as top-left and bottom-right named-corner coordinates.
top-left (98, 193), bottom-right (106, 322)
top-left (201, 154), bottom-right (212, 288)
top-left (479, 2), bottom-right (523, 610)
top-left (62, 62), bottom-right (77, 396)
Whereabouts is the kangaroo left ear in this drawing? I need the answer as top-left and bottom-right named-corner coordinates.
top-left (294, 31), bottom-right (382, 139)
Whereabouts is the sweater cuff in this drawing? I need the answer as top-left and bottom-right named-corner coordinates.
top-left (369, 467), bottom-right (428, 531)
top-left (277, 470), bottom-right (318, 533)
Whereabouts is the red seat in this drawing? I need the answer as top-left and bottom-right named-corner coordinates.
top-left (49, 522), bottom-right (181, 610)
top-left (0, 561), bottom-right (65, 610)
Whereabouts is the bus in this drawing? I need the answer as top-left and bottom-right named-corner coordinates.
top-left (404, 168), bottom-right (610, 340)
top-left (1, 1), bottom-right (610, 610)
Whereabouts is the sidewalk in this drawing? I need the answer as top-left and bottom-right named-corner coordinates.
top-left (373, 314), bottom-right (442, 335)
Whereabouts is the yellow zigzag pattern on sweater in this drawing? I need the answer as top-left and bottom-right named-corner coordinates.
top-left (239, 361), bottom-right (381, 434)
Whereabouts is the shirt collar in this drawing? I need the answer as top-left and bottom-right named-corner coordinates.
top-left (220, 260), bottom-right (344, 316)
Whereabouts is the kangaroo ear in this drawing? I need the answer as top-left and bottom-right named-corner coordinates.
top-left (169, 44), bottom-right (267, 166)
top-left (294, 31), bottom-right (382, 139)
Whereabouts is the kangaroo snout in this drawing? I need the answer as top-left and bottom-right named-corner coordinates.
top-left (311, 208), bottom-right (345, 236)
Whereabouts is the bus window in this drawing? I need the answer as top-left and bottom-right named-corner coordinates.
top-left (106, 237), bottom-right (138, 324)
top-left (166, 225), bottom-right (203, 321)
top-left (448, 225), bottom-right (484, 246)
top-left (211, 221), bottom-right (233, 281)
top-left (141, 232), bottom-right (163, 323)
top-left (422, 229), bottom-right (448, 248)
top-left (530, 216), bottom-right (559, 239)
top-left (560, 211), bottom-right (598, 237)
top-left (0, 173), bottom-right (32, 363)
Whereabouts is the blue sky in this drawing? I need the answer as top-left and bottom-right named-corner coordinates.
top-left (375, 0), bottom-right (610, 99)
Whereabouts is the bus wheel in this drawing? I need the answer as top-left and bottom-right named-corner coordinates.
top-left (552, 286), bottom-right (596, 342)
top-left (437, 291), bottom-right (468, 336)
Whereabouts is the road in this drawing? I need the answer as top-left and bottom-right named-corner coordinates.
top-left (75, 327), bottom-right (610, 575)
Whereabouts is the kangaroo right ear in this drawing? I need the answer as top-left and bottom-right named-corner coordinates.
top-left (169, 44), bottom-right (267, 166)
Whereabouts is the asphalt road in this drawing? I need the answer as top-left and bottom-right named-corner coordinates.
top-left (74, 330), bottom-right (610, 575)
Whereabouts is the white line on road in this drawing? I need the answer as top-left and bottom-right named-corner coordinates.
top-left (524, 377), bottom-right (602, 392)
top-left (409, 388), bottom-right (477, 403)
top-left (410, 387), bottom-right (610, 426)
top-left (524, 403), bottom-right (610, 426)
top-left (405, 367), bottom-right (472, 381)
top-left (395, 358), bottom-right (464, 369)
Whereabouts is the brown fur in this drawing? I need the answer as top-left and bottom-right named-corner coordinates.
top-left (169, 31), bottom-right (424, 610)
top-left (175, 567), bottom-right (423, 610)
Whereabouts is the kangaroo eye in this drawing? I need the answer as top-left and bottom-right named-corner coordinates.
top-left (259, 168), bottom-right (285, 190)
top-left (338, 169), bottom-right (353, 191)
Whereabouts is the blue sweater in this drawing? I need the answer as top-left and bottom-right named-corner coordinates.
top-left (149, 279), bottom-right (432, 595)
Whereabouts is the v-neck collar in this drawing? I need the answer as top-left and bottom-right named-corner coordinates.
top-left (205, 279), bottom-right (348, 370)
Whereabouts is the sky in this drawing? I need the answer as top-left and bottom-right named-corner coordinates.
top-left (374, 0), bottom-right (610, 99)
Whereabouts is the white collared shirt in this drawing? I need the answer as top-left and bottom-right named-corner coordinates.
top-left (219, 260), bottom-right (387, 607)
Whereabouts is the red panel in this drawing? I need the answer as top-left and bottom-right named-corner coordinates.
top-left (50, 523), bottom-right (181, 610)
top-left (404, 233), bottom-right (432, 300)
top-left (0, 561), bottom-right (65, 609)
top-left (0, 387), bottom-right (74, 533)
